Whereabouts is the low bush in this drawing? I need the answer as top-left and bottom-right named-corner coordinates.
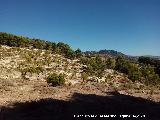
top-left (47, 73), bottom-right (65, 86)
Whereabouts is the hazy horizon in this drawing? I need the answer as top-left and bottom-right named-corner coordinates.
top-left (0, 0), bottom-right (160, 56)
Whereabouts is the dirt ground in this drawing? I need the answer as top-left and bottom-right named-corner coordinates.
top-left (0, 78), bottom-right (160, 120)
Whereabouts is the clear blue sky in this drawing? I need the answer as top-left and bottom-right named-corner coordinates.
top-left (0, 0), bottom-right (160, 56)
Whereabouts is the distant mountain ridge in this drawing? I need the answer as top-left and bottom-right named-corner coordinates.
top-left (84, 49), bottom-right (160, 61)
top-left (98, 49), bottom-right (125, 56)
top-left (84, 49), bottom-right (124, 57)
top-left (84, 49), bottom-right (138, 61)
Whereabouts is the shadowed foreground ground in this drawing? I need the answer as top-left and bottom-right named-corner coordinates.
top-left (1, 91), bottom-right (160, 120)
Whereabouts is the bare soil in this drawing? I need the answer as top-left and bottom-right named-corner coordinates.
top-left (0, 78), bottom-right (160, 120)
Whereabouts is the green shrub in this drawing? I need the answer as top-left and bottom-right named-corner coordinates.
top-left (106, 58), bottom-right (116, 69)
top-left (47, 73), bottom-right (65, 86)
top-left (81, 72), bottom-right (88, 82)
top-left (115, 56), bottom-right (130, 74)
top-left (140, 65), bottom-right (160, 85)
top-left (20, 66), bottom-right (44, 79)
top-left (128, 70), bottom-right (142, 82)
top-left (81, 56), bottom-right (105, 77)
top-left (75, 48), bottom-right (82, 58)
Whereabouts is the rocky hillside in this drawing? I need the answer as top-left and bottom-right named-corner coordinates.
top-left (0, 45), bottom-right (83, 84)
top-left (0, 45), bottom-right (160, 102)
top-left (0, 45), bottom-right (129, 85)
top-left (0, 33), bottom-right (160, 120)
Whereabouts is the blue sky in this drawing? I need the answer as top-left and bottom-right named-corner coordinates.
top-left (0, 0), bottom-right (160, 56)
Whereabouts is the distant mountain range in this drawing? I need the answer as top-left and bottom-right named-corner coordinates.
top-left (84, 49), bottom-right (160, 61)
top-left (84, 49), bottom-right (124, 57)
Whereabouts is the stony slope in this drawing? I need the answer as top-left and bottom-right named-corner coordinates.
top-left (0, 45), bottom-right (160, 120)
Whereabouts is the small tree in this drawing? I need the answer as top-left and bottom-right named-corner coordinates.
top-left (75, 48), bottom-right (82, 58)
top-left (66, 49), bottom-right (76, 59)
top-left (106, 58), bottom-right (116, 69)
